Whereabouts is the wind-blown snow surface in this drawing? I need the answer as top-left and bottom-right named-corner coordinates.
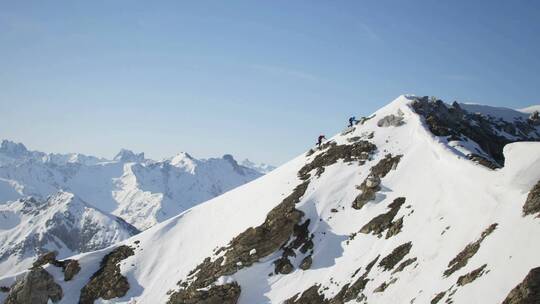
top-left (1, 96), bottom-right (539, 304)
top-left (0, 145), bottom-right (262, 230)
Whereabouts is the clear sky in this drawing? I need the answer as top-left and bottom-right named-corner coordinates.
top-left (1, 1), bottom-right (539, 165)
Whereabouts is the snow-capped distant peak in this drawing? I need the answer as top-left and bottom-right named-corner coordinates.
top-left (169, 152), bottom-right (197, 172)
top-left (113, 149), bottom-right (145, 162)
top-left (241, 159), bottom-right (276, 174)
top-left (0, 140), bottom-right (29, 157)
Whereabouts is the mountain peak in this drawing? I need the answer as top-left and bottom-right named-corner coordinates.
top-left (0, 140), bottom-right (29, 157)
top-left (113, 149), bottom-right (145, 162)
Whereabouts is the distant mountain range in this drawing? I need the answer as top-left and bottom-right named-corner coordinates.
top-left (0, 141), bottom-right (270, 276)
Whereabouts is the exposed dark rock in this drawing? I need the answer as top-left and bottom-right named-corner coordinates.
top-left (523, 181), bottom-right (540, 217)
top-left (377, 111), bottom-right (405, 127)
top-left (79, 245), bottom-right (135, 304)
top-left (347, 136), bottom-right (361, 143)
top-left (1, 286), bottom-right (10, 292)
top-left (528, 111), bottom-right (540, 126)
top-left (411, 97), bottom-right (539, 167)
top-left (4, 267), bottom-right (63, 304)
top-left (63, 259), bottom-right (81, 281)
top-left (359, 197), bottom-right (406, 237)
top-left (352, 154), bottom-right (402, 210)
top-left (392, 257), bottom-right (417, 274)
top-left (468, 154), bottom-right (500, 169)
top-left (379, 242), bottom-right (412, 271)
top-left (168, 282), bottom-right (241, 304)
top-left (31, 251), bottom-right (81, 281)
top-left (457, 264), bottom-right (487, 286)
top-left (386, 216), bottom-right (404, 239)
top-left (444, 223), bottom-right (497, 277)
top-left (329, 255), bottom-right (380, 304)
top-left (501, 266), bottom-right (540, 304)
top-left (32, 251), bottom-right (60, 268)
top-left (274, 257), bottom-right (294, 274)
top-left (431, 291), bottom-right (446, 304)
top-left (298, 141), bottom-right (377, 180)
top-left (300, 255), bottom-right (313, 270)
top-left (285, 285), bottom-right (328, 304)
top-left (168, 180), bottom-right (311, 302)
top-left (373, 278), bottom-right (397, 293)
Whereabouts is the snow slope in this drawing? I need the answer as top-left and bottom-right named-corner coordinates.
top-left (0, 145), bottom-right (262, 230)
top-left (0, 191), bottom-right (139, 277)
top-left (1, 95), bottom-right (539, 304)
top-left (519, 105), bottom-right (540, 114)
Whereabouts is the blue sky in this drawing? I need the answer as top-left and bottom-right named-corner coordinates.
top-left (1, 1), bottom-right (539, 165)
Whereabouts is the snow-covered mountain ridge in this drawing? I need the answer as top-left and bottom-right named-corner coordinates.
top-left (0, 143), bottom-right (266, 277)
top-left (0, 192), bottom-right (139, 277)
top-left (0, 143), bottom-right (266, 230)
top-left (1, 95), bottom-right (539, 304)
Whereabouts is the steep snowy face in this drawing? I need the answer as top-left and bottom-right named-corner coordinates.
top-left (0, 147), bottom-right (262, 230)
top-left (0, 191), bottom-right (139, 277)
top-left (1, 95), bottom-right (539, 304)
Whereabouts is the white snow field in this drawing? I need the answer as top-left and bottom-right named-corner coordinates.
top-left (1, 95), bottom-right (539, 304)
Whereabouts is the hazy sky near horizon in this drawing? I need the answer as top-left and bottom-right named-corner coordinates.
top-left (1, 1), bottom-right (539, 165)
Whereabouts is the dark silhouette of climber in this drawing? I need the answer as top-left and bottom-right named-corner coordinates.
top-left (317, 135), bottom-right (327, 148)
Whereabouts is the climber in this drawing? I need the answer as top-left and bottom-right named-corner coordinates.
top-left (317, 134), bottom-right (327, 148)
top-left (348, 116), bottom-right (358, 127)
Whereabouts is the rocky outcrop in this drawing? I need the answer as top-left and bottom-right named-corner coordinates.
top-left (456, 264), bottom-right (487, 286)
top-left (352, 154), bottom-right (402, 210)
top-left (392, 257), bottom-right (417, 274)
top-left (167, 180), bottom-right (310, 302)
top-left (299, 255), bottom-right (313, 270)
top-left (359, 197), bottom-right (406, 238)
top-left (431, 291), bottom-right (446, 304)
top-left (378, 242), bottom-right (412, 271)
top-left (523, 181), bottom-right (540, 217)
top-left (411, 97), bottom-right (539, 167)
top-left (4, 267), bottom-right (63, 304)
top-left (373, 278), bottom-right (397, 293)
top-left (63, 259), bottom-right (81, 281)
top-left (328, 255), bottom-right (379, 304)
top-left (285, 285), bottom-right (327, 304)
top-left (377, 110), bottom-right (405, 127)
top-left (168, 282), bottom-right (241, 304)
top-left (79, 245), bottom-right (135, 304)
top-left (299, 141), bottom-right (377, 180)
top-left (444, 223), bottom-right (497, 277)
top-left (528, 111), bottom-right (540, 126)
top-left (32, 251), bottom-right (81, 281)
top-left (501, 267), bottom-right (540, 304)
